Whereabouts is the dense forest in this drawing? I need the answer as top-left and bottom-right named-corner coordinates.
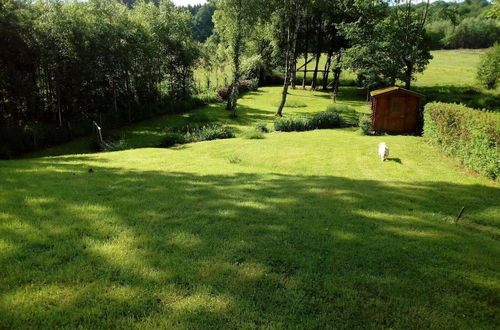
top-left (0, 0), bottom-right (498, 158)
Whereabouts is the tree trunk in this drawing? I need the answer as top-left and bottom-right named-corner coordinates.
top-left (404, 61), bottom-right (413, 90)
top-left (302, 19), bottom-right (309, 89)
top-left (226, 2), bottom-right (243, 117)
top-left (322, 50), bottom-right (333, 90)
top-left (311, 17), bottom-right (322, 91)
top-left (277, 1), bottom-right (301, 117)
top-left (291, 53), bottom-right (297, 89)
top-left (331, 53), bottom-right (342, 102)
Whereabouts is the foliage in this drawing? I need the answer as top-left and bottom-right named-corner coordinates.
top-left (477, 43), bottom-right (500, 90)
top-left (309, 111), bottom-right (344, 129)
top-left (255, 123), bottom-right (269, 133)
top-left (0, 0), bottom-right (200, 157)
top-left (424, 102), bottom-right (500, 179)
top-left (242, 130), bottom-right (265, 139)
top-left (327, 104), bottom-right (359, 126)
top-left (444, 18), bottom-right (500, 49)
top-left (274, 111), bottom-right (344, 132)
top-left (216, 79), bottom-right (258, 100)
top-left (343, 0), bottom-right (432, 90)
top-left (158, 132), bottom-right (187, 147)
top-left (487, 0), bottom-right (500, 18)
top-left (274, 117), bottom-right (312, 132)
top-left (424, 0), bottom-right (500, 49)
top-left (159, 124), bottom-right (234, 148)
top-left (189, 2), bottom-right (216, 42)
top-left (358, 114), bottom-right (373, 135)
top-left (213, 0), bottom-right (267, 115)
top-left (184, 124), bottom-right (235, 142)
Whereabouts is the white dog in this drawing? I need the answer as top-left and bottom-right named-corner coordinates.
top-left (378, 142), bottom-right (389, 161)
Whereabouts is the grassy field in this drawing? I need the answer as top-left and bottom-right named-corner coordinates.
top-left (1, 85), bottom-right (500, 328)
top-left (413, 49), bottom-right (484, 87)
top-left (295, 49), bottom-right (486, 88)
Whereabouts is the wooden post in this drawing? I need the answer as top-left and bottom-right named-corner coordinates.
top-left (93, 121), bottom-right (103, 148)
top-left (455, 207), bottom-right (465, 224)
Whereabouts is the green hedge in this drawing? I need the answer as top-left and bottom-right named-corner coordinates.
top-left (274, 111), bottom-right (344, 132)
top-left (424, 102), bottom-right (500, 179)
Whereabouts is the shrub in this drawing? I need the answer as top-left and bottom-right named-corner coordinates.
top-left (424, 102), bottom-right (500, 179)
top-left (242, 130), bottom-right (265, 139)
top-left (184, 124), bottom-right (234, 142)
top-left (159, 124), bottom-right (234, 148)
top-left (216, 85), bottom-right (231, 100)
top-left (358, 114), bottom-right (372, 135)
top-left (326, 104), bottom-right (359, 126)
top-left (309, 111), bottom-right (343, 129)
top-left (216, 79), bottom-right (259, 100)
top-left (477, 43), bottom-right (500, 90)
top-left (159, 133), bottom-right (186, 148)
top-left (274, 118), bottom-right (312, 132)
top-left (255, 123), bottom-right (269, 133)
top-left (274, 111), bottom-right (345, 132)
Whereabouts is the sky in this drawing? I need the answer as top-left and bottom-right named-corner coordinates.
top-left (172, 0), bottom-right (207, 6)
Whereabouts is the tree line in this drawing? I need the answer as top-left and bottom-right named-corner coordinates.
top-left (1, 0), bottom-right (198, 158)
top-left (425, 0), bottom-right (499, 49)
top-left (212, 0), bottom-right (443, 116)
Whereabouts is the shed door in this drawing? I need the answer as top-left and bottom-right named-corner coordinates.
top-left (386, 96), bottom-right (407, 133)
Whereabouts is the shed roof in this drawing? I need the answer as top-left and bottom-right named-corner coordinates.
top-left (370, 86), bottom-right (424, 98)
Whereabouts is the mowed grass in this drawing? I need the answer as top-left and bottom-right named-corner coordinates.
top-left (28, 86), bottom-right (370, 158)
top-left (2, 84), bottom-right (500, 328)
top-left (413, 49), bottom-right (484, 87)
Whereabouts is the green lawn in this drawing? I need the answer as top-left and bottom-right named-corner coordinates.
top-left (413, 49), bottom-right (485, 87)
top-left (1, 85), bottom-right (499, 328)
top-left (296, 49), bottom-right (486, 88)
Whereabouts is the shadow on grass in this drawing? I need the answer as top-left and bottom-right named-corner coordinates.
top-left (0, 158), bottom-right (499, 328)
top-left (387, 158), bottom-right (403, 164)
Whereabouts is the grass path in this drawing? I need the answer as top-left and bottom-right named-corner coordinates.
top-left (1, 85), bottom-right (499, 327)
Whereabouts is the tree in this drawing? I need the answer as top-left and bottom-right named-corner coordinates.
top-left (193, 3), bottom-right (215, 42)
top-left (276, 0), bottom-right (304, 117)
top-left (343, 0), bottom-right (432, 91)
top-left (486, 0), bottom-right (500, 18)
top-left (388, 0), bottom-right (433, 89)
top-left (213, 0), bottom-right (264, 117)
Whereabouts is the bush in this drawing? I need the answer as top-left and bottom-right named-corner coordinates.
top-left (327, 104), bottom-right (359, 126)
top-left (159, 124), bottom-right (234, 148)
top-left (358, 114), bottom-right (372, 135)
top-left (274, 118), bottom-right (312, 132)
top-left (216, 79), bottom-right (259, 100)
top-left (242, 130), bottom-right (265, 139)
top-left (477, 43), bottom-right (500, 90)
top-left (309, 111), bottom-right (344, 129)
top-left (184, 124), bottom-right (234, 142)
top-left (424, 102), bottom-right (500, 179)
top-left (255, 123), bottom-right (269, 133)
top-left (274, 111), bottom-right (345, 132)
top-left (159, 133), bottom-right (186, 148)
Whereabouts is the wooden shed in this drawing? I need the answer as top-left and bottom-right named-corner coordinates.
top-left (370, 87), bottom-right (424, 134)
